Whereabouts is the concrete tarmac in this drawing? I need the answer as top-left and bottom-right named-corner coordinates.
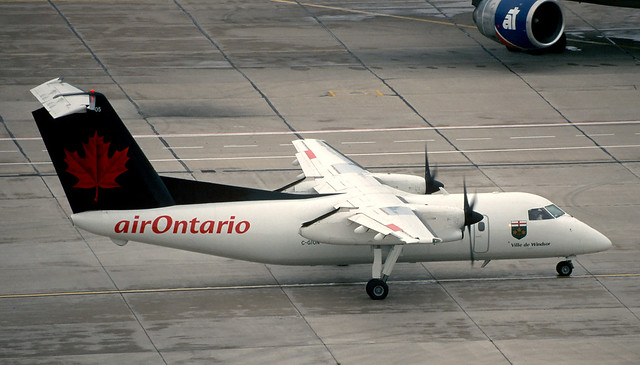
top-left (1, 0), bottom-right (640, 363)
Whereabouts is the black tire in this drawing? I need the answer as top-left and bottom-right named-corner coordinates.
top-left (366, 279), bottom-right (389, 300)
top-left (556, 260), bottom-right (573, 276)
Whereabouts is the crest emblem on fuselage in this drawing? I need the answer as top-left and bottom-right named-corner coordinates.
top-left (511, 220), bottom-right (527, 239)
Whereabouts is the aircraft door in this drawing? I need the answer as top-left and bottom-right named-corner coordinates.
top-left (472, 215), bottom-right (490, 253)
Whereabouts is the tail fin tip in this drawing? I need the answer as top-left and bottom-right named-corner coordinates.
top-left (30, 77), bottom-right (99, 119)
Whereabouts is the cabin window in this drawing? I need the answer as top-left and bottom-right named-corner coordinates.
top-left (545, 204), bottom-right (565, 218)
top-left (528, 208), bottom-right (553, 220)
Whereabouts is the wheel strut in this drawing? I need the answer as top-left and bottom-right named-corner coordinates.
top-left (367, 245), bottom-right (403, 300)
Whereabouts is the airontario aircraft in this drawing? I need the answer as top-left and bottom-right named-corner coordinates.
top-left (31, 78), bottom-right (612, 300)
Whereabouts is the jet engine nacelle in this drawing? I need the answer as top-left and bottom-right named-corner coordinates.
top-left (473, 0), bottom-right (565, 51)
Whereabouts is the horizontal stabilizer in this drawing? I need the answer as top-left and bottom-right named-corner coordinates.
top-left (160, 176), bottom-right (320, 204)
top-left (30, 78), bottom-right (94, 119)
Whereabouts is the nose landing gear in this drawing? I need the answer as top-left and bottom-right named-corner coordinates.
top-left (556, 260), bottom-right (574, 276)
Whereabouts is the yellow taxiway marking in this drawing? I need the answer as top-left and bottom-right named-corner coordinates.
top-left (271, 0), bottom-right (476, 29)
top-left (0, 284), bottom-right (344, 299)
top-left (2, 273), bottom-right (639, 300)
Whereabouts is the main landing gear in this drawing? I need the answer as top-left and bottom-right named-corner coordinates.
top-left (366, 279), bottom-right (389, 300)
top-left (556, 259), bottom-right (574, 276)
top-left (366, 245), bottom-right (403, 300)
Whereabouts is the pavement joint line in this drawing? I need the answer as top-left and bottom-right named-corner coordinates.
top-left (263, 264), bottom-right (340, 365)
top-left (576, 258), bottom-right (640, 323)
top-left (46, 0), bottom-right (194, 182)
top-left (173, 0), bottom-right (303, 141)
top-left (563, 5), bottom-right (640, 63)
top-left (37, 5), bottom-right (174, 358)
top-left (271, 0), bottom-right (476, 28)
top-left (2, 273), bottom-right (638, 300)
top-left (422, 0), bottom-right (640, 182)
top-left (294, 0), bottom-right (498, 192)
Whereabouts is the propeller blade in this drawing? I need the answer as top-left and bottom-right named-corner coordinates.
top-left (463, 179), bottom-right (483, 227)
top-left (468, 225), bottom-right (475, 265)
top-left (424, 143), bottom-right (444, 194)
top-left (463, 179), bottom-right (482, 266)
top-left (463, 178), bottom-right (469, 210)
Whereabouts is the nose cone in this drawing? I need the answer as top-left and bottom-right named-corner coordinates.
top-left (592, 229), bottom-right (613, 252)
top-left (574, 219), bottom-right (612, 254)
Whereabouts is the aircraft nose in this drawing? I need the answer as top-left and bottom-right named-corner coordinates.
top-left (578, 220), bottom-right (612, 253)
top-left (593, 229), bottom-right (612, 252)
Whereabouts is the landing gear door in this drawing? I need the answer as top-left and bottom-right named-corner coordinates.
top-left (473, 215), bottom-right (490, 253)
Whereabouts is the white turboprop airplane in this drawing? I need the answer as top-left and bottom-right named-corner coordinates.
top-left (31, 78), bottom-right (612, 300)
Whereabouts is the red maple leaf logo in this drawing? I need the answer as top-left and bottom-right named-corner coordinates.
top-left (64, 132), bottom-right (129, 202)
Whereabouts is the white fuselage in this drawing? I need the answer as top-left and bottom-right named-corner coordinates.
top-left (71, 191), bottom-right (611, 265)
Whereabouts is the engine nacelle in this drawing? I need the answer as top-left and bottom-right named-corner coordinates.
top-left (287, 173), bottom-right (443, 195)
top-left (473, 0), bottom-right (565, 51)
top-left (371, 173), bottom-right (428, 194)
top-left (412, 204), bottom-right (464, 243)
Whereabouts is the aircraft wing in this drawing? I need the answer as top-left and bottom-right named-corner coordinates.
top-left (293, 139), bottom-right (442, 245)
top-left (292, 138), bottom-right (395, 195)
top-left (292, 139), bottom-right (367, 180)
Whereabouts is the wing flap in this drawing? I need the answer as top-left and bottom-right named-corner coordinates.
top-left (300, 204), bottom-right (440, 245)
top-left (349, 206), bottom-right (439, 244)
top-left (348, 213), bottom-right (423, 244)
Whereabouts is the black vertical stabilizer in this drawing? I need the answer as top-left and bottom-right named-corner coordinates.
top-left (33, 92), bottom-right (175, 213)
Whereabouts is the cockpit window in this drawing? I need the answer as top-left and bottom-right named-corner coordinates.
top-left (528, 208), bottom-right (553, 220)
top-left (528, 205), bottom-right (566, 220)
top-left (545, 204), bottom-right (565, 218)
